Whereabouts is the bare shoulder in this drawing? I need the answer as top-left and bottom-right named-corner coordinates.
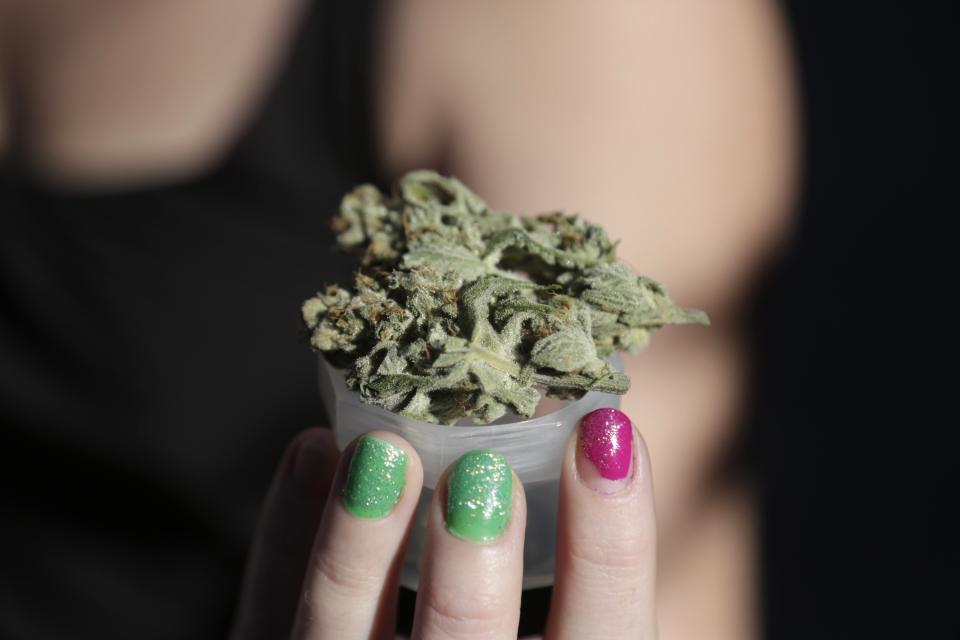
top-left (379, 0), bottom-right (797, 310)
top-left (7, 0), bottom-right (306, 188)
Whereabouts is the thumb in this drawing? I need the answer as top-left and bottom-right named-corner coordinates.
top-left (231, 428), bottom-right (339, 640)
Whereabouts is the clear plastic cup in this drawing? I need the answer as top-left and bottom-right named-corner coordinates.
top-left (318, 355), bottom-right (623, 590)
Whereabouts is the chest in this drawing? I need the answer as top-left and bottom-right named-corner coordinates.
top-left (8, 0), bottom-right (306, 186)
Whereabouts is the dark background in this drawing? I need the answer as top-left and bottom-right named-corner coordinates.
top-left (751, 1), bottom-right (954, 637)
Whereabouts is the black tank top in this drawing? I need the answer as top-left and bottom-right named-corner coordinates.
top-left (0, 1), bottom-right (381, 637)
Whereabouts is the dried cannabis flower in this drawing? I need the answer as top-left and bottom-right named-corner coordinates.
top-left (303, 170), bottom-right (708, 425)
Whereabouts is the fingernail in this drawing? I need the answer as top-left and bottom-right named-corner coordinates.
top-left (342, 435), bottom-right (408, 519)
top-left (577, 408), bottom-right (634, 494)
top-left (445, 449), bottom-right (513, 542)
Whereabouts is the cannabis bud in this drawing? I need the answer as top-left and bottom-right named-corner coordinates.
top-left (303, 170), bottom-right (708, 425)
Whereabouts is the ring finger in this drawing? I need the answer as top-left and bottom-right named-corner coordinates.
top-left (412, 449), bottom-right (527, 639)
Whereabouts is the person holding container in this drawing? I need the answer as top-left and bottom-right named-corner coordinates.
top-left (0, 0), bottom-right (794, 638)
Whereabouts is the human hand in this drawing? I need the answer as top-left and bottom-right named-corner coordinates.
top-left (231, 408), bottom-right (656, 639)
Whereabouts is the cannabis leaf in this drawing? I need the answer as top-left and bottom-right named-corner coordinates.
top-left (303, 170), bottom-right (708, 424)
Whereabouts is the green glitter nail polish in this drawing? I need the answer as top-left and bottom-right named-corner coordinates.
top-left (445, 449), bottom-right (513, 542)
top-left (342, 436), bottom-right (407, 519)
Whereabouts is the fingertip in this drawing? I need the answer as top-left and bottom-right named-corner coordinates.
top-left (338, 430), bottom-right (424, 522)
top-left (565, 407), bottom-right (650, 498)
top-left (294, 425), bottom-right (334, 446)
top-left (442, 449), bottom-right (520, 544)
top-left (358, 430), bottom-right (424, 480)
top-left (289, 428), bottom-right (338, 498)
top-left (509, 468), bottom-right (528, 548)
top-left (348, 430), bottom-right (425, 496)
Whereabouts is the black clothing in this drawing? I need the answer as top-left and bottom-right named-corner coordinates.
top-left (1, 1), bottom-right (380, 637)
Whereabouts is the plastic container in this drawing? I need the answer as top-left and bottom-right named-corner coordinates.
top-left (318, 355), bottom-right (622, 590)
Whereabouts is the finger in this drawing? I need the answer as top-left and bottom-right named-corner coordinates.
top-left (231, 428), bottom-right (340, 640)
top-left (411, 450), bottom-right (526, 640)
top-left (546, 408), bottom-right (657, 640)
top-left (292, 431), bottom-right (423, 640)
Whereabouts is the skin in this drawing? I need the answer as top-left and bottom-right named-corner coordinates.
top-left (232, 425), bottom-right (658, 640)
top-left (0, 0), bottom-right (796, 636)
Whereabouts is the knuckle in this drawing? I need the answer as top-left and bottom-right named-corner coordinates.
top-left (310, 551), bottom-right (381, 598)
top-left (566, 530), bottom-right (654, 583)
top-left (420, 588), bottom-right (508, 637)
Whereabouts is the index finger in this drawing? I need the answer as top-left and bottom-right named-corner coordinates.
top-left (292, 431), bottom-right (424, 640)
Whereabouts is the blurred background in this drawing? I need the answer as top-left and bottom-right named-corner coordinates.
top-left (0, 0), bottom-right (951, 638)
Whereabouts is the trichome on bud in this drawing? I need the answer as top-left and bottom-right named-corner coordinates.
top-left (303, 170), bottom-right (708, 424)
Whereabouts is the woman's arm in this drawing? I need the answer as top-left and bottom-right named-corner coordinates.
top-left (376, 1), bottom-right (797, 637)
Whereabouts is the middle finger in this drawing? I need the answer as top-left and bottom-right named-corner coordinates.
top-left (412, 449), bottom-right (527, 640)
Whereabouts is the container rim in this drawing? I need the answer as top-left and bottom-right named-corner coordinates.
top-left (319, 353), bottom-right (624, 434)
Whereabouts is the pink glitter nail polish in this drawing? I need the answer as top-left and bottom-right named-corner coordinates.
top-left (578, 408), bottom-right (633, 490)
